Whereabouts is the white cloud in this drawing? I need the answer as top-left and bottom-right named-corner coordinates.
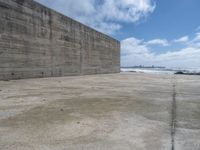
top-left (188, 32), bottom-right (200, 48)
top-left (99, 0), bottom-right (156, 23)
top-left (193, 33), bottom-right (200, 42)
top-left (35, 0), bottom-right (156, 34)
top-left (174, 36), bottom-right (189, 43)
top-left (121, 36), bottom-right (200, 68)
top-left (121, 37), bottom-right (154, 66)
top-left (121, 37), bottom-right (150, 56)
top-left (146, 39), bottom-right (169, 46)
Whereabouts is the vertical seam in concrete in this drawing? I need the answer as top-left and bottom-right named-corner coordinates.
top-left (171, 76), bottom-right (177, 150)
top-left (80, 36), bottom-right (83, 75)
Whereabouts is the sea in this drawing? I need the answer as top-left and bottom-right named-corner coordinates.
top-left (121, 67), bottom-right (200, 75)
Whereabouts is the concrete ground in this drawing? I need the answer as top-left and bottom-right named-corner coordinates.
top-left (0, 73), bottom-right (200, 150)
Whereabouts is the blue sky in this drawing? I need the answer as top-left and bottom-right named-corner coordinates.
top-left (36, 0), bottom-right (200, 69)
top-left (119, 0), bottom-right (200, 40)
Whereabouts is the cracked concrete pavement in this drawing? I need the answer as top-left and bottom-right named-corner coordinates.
top-left (0, 73), bottom-right (200, 150)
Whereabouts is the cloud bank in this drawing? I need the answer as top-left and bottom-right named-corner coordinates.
top-left (146, 39), bottom-right (169, 46)
top-left (121, 33), bottom-right (200, 68)
top-left (36, 0), bottom-right (156, 34)
top-left (174, 36), bottom-right (189, 43)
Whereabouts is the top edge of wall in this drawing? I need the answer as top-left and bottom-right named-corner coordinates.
top-left (29, 0), bottom-right (120, 43)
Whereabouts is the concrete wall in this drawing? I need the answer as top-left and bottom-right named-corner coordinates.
top-left (0, 0), bottom-right (120, 80)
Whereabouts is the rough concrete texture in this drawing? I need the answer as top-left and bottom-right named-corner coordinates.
top-left (0, 0), bottom-right (120, 80)
top-left (0, 73), bottom-right (200, 150)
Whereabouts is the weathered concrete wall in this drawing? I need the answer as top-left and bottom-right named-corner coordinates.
top-left (0, 0), bottom-right (120, 80)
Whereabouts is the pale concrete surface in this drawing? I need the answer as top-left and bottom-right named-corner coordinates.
top-left (0, 73), bottom-right (200, 150)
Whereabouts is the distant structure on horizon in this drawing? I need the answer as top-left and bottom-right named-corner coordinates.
top-left (122, 65), bottom-right (166, 69)
top-left (0, 0), bottom-right (120, 80)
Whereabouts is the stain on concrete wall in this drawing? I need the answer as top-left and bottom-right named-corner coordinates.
top-left (0, 0), bottom-right (120, 80)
